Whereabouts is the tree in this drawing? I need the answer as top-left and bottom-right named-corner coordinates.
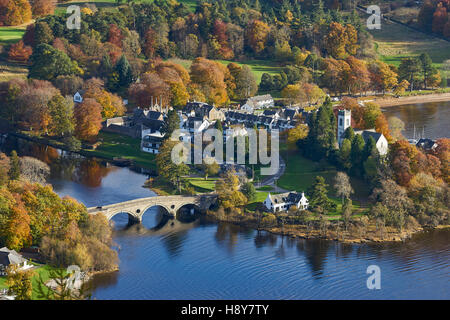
top-left (8, 150), bottom-right (21, 180)
top-left (8, 40), bottom-right (32, 63)
top-left (115, 55), bottom-right (133, 88)
top-left (202, 157), bottom-right (220, 180)
top-left (341, 198), bottom-right (352, 231)
top-left (74, 98), bottom-right (103, 142)
top-left (350, 134), bottom-right (365, 176)
top-left (29, 44), bottom-right (81, 81)
top-left (418, 53), bottom-right (437, 89)
top-left (6, 265), bottom-right (34, 300)
top-left (363, 102), bottom-right (382, 129)
top-left (156, 140), bottom-right (190, 193)
top-left (165, 109), bottom-right (180, 139)
top-left (234, 65), bottom-right (257, 99)
top-left (20, 156), bottom-right (50, 184)
top-left (0, 0), bottom-right (32, 26)
top-left (334, 171), bottom-right (353, 204)
top-left (31, 0), bottom-right (55, 17)
top-left (432, 3), bottom-right (448, 35)
top-left (240, 182), bottom-right (256, 202)
top-left (215, 168), bottom-right (247, 211)
top-left (286, 123), bottom-right (308, 149)
top-left (48, 94), bottom-right (74, 137)
top-left (398, 57), bottom-right (421, 91)
top-left (307, 176), bottom-right (335, 212)
top-left (246, 20), bottom-right (270, 54)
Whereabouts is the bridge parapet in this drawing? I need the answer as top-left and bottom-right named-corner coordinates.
top-left (87, 194), bottom-right (217, 222)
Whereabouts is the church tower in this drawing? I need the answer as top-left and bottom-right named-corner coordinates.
top-left (337, 109), bottom-right (351, 146)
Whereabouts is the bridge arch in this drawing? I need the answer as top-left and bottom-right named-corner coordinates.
top-left (108, 210), bottom-right (141, 226)
top-left (141, 203), bottom-right (173, 218)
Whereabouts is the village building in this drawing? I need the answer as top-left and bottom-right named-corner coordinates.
top-left (241, 94), bottom-right (274, 111)
top-left (354, 129), bottom-right (389, 156)
top-left (183, 101), bottom-right (226, 122)
top-left (73, 91), bottom-right (84, 103)
top-left (416, 138), bottom-right (438, 152)
top-left (0, 247), bottom-right (32, 276)
top-left (263, 192), bottom-right (309, 213)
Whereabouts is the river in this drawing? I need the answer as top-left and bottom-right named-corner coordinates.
top-left (1, 136), bottom-right (449, 300)
top-left (382, 100), bottom-right (450, 139)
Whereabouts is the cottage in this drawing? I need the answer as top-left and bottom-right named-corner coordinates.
top-left (184, 102), bottom-right (226, 121)
top-left (241, 94), bottom-right (274, 111)
top-left (73, 91), bottom-right (84, 103)
top-left (263, 192), bottom-right (309, 213)
top-left (0, 247), bottom-right (32, 275)
top-left (416, 138), bottom-right (438, 151)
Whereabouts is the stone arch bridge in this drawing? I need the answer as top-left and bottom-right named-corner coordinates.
top-left (87, 194), bottom-right (217, 223)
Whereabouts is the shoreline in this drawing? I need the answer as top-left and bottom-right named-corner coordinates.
top-left (370, 92), bottom-right (450, 107)
top-left (206, 212), bottom-right (450, 244)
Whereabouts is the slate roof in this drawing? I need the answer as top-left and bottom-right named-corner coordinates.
top-left (416, 138), bottom-right (437, 150)
top-left (0, 247), bottom-right (26, 267)
top-left (269, 192), bottom-right (302, 205)
top-left (358, 130), bottom-right (383, 144)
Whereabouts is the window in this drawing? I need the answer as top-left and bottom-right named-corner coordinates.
top-left (339, 119), bottom-right (343, 126)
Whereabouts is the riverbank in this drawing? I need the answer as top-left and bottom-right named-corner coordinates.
top-left (206, 209), bottom-right (450, 244)
top-left (7, 131), bottom-right (157, 173)
top-left (369, 92), bottom-right (450, 107)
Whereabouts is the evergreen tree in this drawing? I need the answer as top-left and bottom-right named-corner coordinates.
top-left (115, 55), bottom-right (133, 88)
top-left (350, 134), bottom-right (365, 176)
top-left (307, 176), bottom-right (335, 212)
top-left (9, 150), bottom-right (21, 180)
top-left (214, 119), bottom-right (223, 133)
top-left (165, 109), bottom-right (180, 139)
top-left (418, 53), bottom-right (436, 89)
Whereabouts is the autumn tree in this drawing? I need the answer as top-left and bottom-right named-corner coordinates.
top-left (246, 20), bottom-right (270, 55)
top-left (215, 168), bottom-right (247, 212)
top-left (8, 40), bottom-right (32, 63)
top-left (0, 0), bottom-right (32, 26)
top-left (74, 98), bottom-right (103, 142)
top-left (6, 265), bottom-right (34, 300)
top-left (190, 57), bottom-right (229, 106)
top-left (31, 0), bottom-right (55, 17)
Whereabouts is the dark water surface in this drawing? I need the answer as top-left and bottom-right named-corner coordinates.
top-left (2, 132), bottom-right (449, 300)
top-left (382, 100), bottom-right (450, 139)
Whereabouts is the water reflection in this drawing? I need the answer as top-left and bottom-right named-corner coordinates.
top-left (2, 136), bottom-right (448, 299)
top-left (382, 101), bottom-right (450, 139)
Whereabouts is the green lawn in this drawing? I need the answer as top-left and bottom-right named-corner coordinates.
top-left (187, 177), bottom-right (217, 193)
top-left (85, 131), bottom-right (156, 169)
top-left (245, 191), bottom-right (269, 212)
top-left (0, 27), bottom-right (26, 45)
top-left (276, 151), bottom-right (337, 193)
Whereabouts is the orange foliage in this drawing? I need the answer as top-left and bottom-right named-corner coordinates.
top-left (8, 40), bottom-right (32, 63)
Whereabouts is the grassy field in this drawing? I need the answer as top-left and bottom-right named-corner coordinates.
top-left (0, 26), bottom-right (26, 45)
top-left (0, 62), bottom-right (28, 82)
top-left (187, 177), bottom-right (217, 193)
top-left (276, 151), bottom-right (337, 193)
top-left (369, 18), bottom-right (450, 71)
top-left (86, 131), bottom-right (156, 169)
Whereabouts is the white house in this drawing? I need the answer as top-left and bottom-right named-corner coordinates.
top-left (73, 91), bottom-right (83, 103)
top-left (241, 94), bottom-right (274, 111)
top-left (0, 247), bottom-right (32, 276)
top-left (263, 192), bottom-right (309, 213)
top-left (354, 129), bottom-right (389, 156)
